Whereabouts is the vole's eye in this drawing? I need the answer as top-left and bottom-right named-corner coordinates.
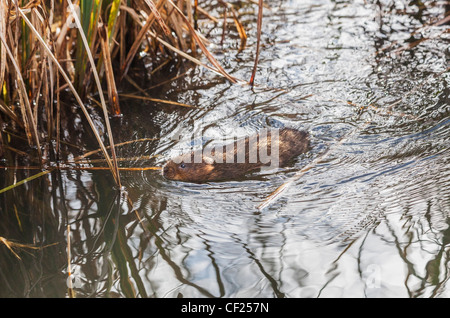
top-left (180, 163), bottom-right (186, 169)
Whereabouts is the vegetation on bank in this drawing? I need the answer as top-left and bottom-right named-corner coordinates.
top-left (0, 0), bottom-right (262, 186)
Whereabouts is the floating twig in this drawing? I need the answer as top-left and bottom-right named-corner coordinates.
top-left (257, 123), bottom-right (367, 210)
top-left (119, 93), bottom-right (196, 108)
top-left (66, 225), bottom-right (75, 298)
top-left (250, 0), bottom-right (263, 88)
top-left (0, 236), bottom-right (57, 260)
top-left (258, 66), bottom-right (450, 210)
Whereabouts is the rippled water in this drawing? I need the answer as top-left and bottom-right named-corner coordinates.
top-left (0, 0), bottom-right (449, 297)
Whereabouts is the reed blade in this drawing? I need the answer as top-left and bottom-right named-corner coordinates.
top-left (66, 0), bottom-right (121, 186)
top-left (167, 0), bottom-right (237, 83)
top-left (120, 0), bottom-right (165, 80)
top-left (99, 25), bottom-right (121, 116)
top-left (0, 2), bottom-right (6, 90)
top-left (74, 0), bottom-right (103, 94)
top-left (107, 0), bottom-right (121, 41)
top-left (16, 6), bottom-right (120, 185)
top-left (0, 30), bottom-right (42, 160)
top-left (250, 0), bottom-right (263, 87)
top-left (0, 169), bottom-right (52, 195)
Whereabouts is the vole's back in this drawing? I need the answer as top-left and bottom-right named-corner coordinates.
top-left (163, 128), bottom-right (310, 183)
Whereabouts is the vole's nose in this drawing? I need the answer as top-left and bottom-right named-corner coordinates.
top-left (163, 164), bottom-right (175, 179)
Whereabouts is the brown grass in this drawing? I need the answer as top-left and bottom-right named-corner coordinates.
top-left (0, 0), bottom-right (261, 187)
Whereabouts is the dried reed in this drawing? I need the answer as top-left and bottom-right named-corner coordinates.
top-left (0, 0), bottom-right (254, 189)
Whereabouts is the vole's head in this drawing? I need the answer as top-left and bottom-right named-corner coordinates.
top-left (162, 153), bottom-right (215, 183)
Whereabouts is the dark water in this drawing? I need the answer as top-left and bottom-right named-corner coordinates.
top-left (0, 0), bottom-right (449, 297)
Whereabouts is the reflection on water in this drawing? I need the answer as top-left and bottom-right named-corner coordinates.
top-left (0, 0), bottom-right (449, 297)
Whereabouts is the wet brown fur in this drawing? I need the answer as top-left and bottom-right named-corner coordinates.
top-left (163, 128), bottom-right (310, 183)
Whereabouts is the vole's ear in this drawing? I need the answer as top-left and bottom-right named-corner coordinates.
top-left (203, 156), bottom-right (215, 165)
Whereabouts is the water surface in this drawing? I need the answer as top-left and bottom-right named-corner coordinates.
top-left (0, 0), bottom-right (449, 297)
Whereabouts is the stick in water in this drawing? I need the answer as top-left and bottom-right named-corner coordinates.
top-left (257, 123), bottom-right (368, 210)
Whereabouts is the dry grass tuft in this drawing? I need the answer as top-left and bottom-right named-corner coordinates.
top-left (0, 0), bottom-right (259, 185)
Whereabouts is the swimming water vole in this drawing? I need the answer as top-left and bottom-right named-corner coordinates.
top-left (163, 128), bottom-right (309, 183)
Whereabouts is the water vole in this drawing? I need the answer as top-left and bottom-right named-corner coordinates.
top-left (163, 128), bottom-right (309, 183)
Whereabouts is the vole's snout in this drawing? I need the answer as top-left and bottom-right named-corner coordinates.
top-left (162, 164), bottom-right (174, 178)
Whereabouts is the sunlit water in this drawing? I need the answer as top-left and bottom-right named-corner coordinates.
top-left (0, 0), bottom-right (449, 297)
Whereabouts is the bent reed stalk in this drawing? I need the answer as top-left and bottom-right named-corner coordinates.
top-left (0, 0), bottom-right (253, 185)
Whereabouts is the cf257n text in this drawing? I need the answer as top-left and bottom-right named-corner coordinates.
top-left (181, 302), bottom-right (269, 315)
